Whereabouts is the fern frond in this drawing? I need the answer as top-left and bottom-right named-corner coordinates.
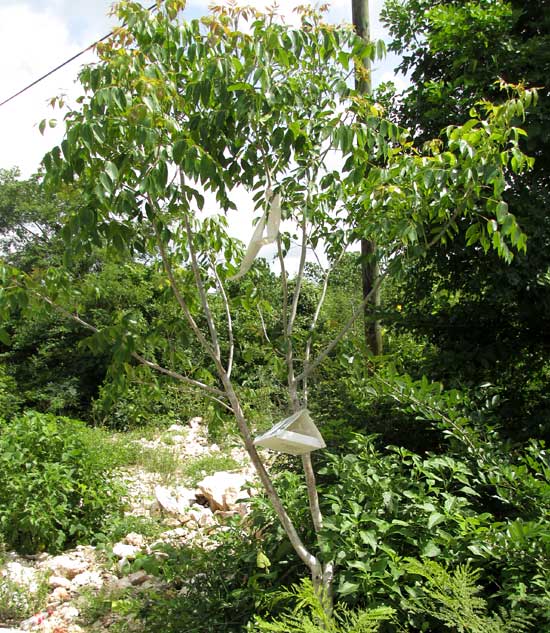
top-left (251, 579), bottom-right (394, 633)
top-left (405, 558), bottom-right (536, 633)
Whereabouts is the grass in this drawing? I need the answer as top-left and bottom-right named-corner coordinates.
top-left (139, 447), bottom-right (182, 480)
top-left (180, 453), bottom-right (242, 485)
top-left (77, 585), bottom-right (146, 633)
top-left (80, 423), bottom-right (244, 482)
top-left (0, 562), bottom-right (50, 624)
top-left (100, 515), bottom-right (167, 544)
top-left (81, 426), bottom-right (181, 474)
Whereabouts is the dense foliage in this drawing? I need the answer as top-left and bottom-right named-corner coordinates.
top-left (381, 0), bottom-right (550, 442)
top-left (0, 412), bottom-right (122, 553)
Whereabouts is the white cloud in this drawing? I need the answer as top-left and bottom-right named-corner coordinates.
top-left (0, 4), bottom-right (97, 176)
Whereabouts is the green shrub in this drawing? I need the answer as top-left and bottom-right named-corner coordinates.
top-left (91, 380), bottom-right (216, 431)
top-left (180, 453), bottom-right (241, 485)
top-left (0, 411), bottom-right (124, 554)
top-left (317, 433), bottom-right (550, 631)
top-left (0, 364), bottom-right (21, 420)
top-left (134, 520), bottom-right (285, 633)
top-left (404, 559), bottom-right (533, 633)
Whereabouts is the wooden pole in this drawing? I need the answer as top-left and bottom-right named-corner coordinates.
top-left (352, 0), bottom-right (383, 356)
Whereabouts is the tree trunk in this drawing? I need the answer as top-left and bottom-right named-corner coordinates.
top-left (352, 0), bottom-right (383, 356)
top-left (361, 237), bottom-right (383, 355)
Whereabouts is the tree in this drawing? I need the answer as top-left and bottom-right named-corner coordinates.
top-left (382, 0), bottom-right (550, 440)
top-left (0, 0), bottom-right (535, 610)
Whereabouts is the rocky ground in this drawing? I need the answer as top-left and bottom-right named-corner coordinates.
top-left (0, 417), bottom-right (256, 633)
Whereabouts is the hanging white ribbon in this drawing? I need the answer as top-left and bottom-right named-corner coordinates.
top-left (229, 189), bottom-right (281, 281)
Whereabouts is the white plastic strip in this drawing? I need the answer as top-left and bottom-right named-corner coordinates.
top-left (229, 190), bottom-right (281, 281)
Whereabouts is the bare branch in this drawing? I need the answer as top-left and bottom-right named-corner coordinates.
top-left (297, 265), bottom-right (388, 382)
top-left (287, 210), bottom-right (309, 336)
top-left (154, 223), bottom-right (216, 359)
top-left (257, 305), bottom-right (271, 344)
top-left (211, 256), bottom-right (234, 378)
top-left (302, 452), bottom-right (323, 534)
top-left (180, 172), bottom-right (222, 362)
top-left (277, 234), bottom-right (297, 407)
top-left (219, 373), bottom-right (321, 574)
top-left (303, 248), bottom-right (346, 405)
top-left (277, 236), bottom-right (289, 336)
top-left (131, 352), bottom-right (226, 399)
top-left (286, 209), bottom-right (309, 409)
top-left (24, 285), bottom-right (227, 400)
top-left (27, 287), bottom-right (99, 333)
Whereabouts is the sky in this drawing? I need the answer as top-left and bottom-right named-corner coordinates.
top-left (0, 0), bottom-right (404, 178)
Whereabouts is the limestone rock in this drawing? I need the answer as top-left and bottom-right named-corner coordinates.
top-left (3, 562), bottom-right (38, 592)
top-left (112, 543), bottom-right (141, 560)
top-left (59, 604), bottom-right (79, 620)
top-left (50, 587), bottom-right (71, 603)
top-left (110, 576), bottom-right (133, 591)
top-left (72, 570), bottom-right (103, 588)
top-left (197, 471), bottom-right (249, 511)
top-left (48, 575), bottom-right (73, 590)
top-left (160, 527), bottom-right (186, 539)
top-left (154, 485), bottom-right (195, 516)
top-left (185, 506), bottom-right (215, 527)
top-left (127, 570), bottom-right (150, 586)
top-left (124, 532), bottom-right (146, 548)
top-left (42, 555), bottom-right (88, 579)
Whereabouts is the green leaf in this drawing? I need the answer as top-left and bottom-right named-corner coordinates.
top-left (99, 172), bottom-right (113, 195)
top-left (105, 161), bottom-right (119, 183)
top-left (338, 580), bottom-right (360, 597)
top-left (427, 512), bottom-right (445, 530)
top-left (360, 530), bottom-right (378, 552)
top-left (422, 541), bottom-right (441, 558)
top-left (496, 200), bottom-right (508, 223)
top-left (256, 550), bottom-right (271, 569)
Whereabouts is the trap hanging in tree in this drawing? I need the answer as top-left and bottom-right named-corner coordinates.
top-left (254, 409), bottom-right (326, 456)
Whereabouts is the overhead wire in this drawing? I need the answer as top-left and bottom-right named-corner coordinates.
top-left (0, 2), bottom-right (157, 109)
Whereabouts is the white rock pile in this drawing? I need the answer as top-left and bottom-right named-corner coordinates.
top-left (0, 416), bottom-right (256, 632)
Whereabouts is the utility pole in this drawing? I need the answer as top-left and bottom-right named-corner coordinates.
top-left (352, 0), bottom-right (383, 356)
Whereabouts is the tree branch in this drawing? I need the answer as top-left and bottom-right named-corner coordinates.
top-left (219, 372), bottom-right (321, 574)
top-left (303, 248), bottom-right (346, 406)
top-left (24, 285), bottom-right (227, 400)
top-left (180, 172), bottom-right (222, 363)
top-left (297, 265), bottom-right (388, 382)
top-left (211, 256), bottom-right (234, 378)
top-left (154, 222), bottom-right (217, 359)
top-left (302, 452), bottom-right (323, 535)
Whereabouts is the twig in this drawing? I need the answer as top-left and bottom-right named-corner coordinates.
top-left (154, 222), bottom-right (217, 359)
top-left (211, 256), bottom-right (234, 378)
top-left (257, 306), bottom-right (271, 344)
top-left (302, 452), bottom-right (323, 535)
top-left (297, 265), bottom-right (389, 382)
top-left (286, 206), bottom-right (309, 410)
top-left (180, 170), bottom-right (222, 363)
top-left (24, 285), bottom-right (226, 399)
top-left (303, 247), bottom-right (346, 404)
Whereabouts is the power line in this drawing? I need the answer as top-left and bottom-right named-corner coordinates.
top-left (0, 3), bottom-right (157, 109)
